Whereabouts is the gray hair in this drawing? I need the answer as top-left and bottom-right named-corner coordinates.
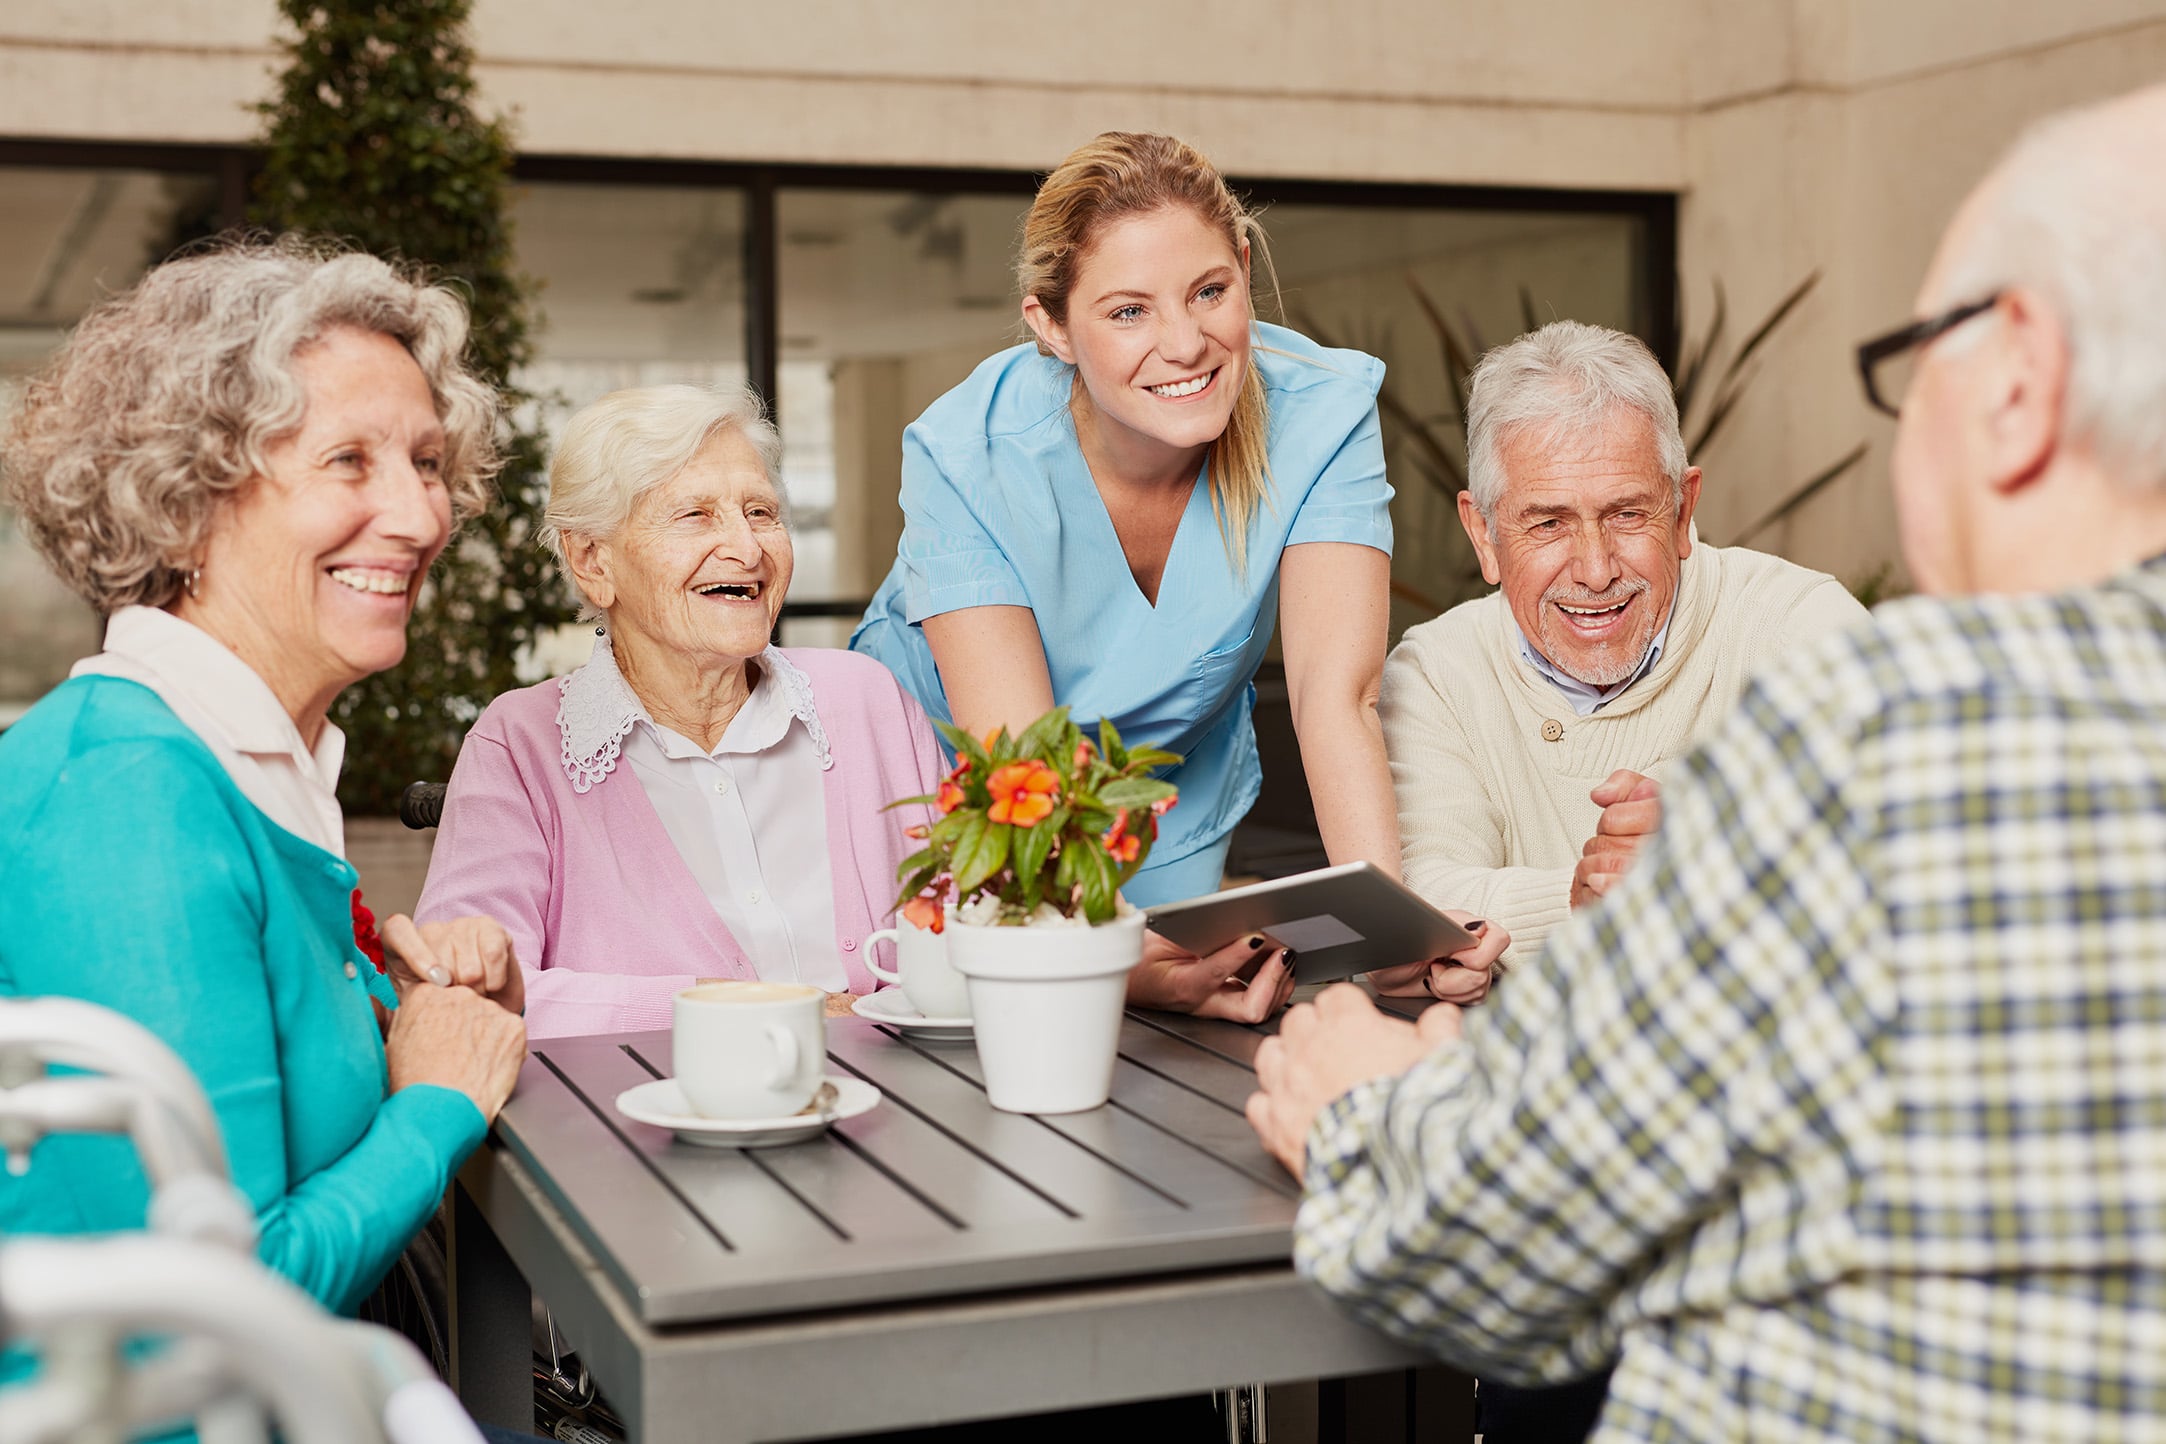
top-left (1464, 321), bottom-right (1687, 524)
top-left (1, 237), bottom-right (500, 613)
top-left (1932, 88), bottom-right (2166, 491)
top-left (542, 382), bottom-right (784, 589)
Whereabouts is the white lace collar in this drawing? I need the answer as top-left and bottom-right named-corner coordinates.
top-left (555, 636), bottom-right (832, 794)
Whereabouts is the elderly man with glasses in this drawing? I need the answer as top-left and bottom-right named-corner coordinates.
top-left (1250, 82), bottom-right (2166, 1443)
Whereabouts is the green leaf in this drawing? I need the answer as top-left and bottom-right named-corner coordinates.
top-left (894, 845), bottom-right (935, 882)
top-left (1011, 807), bottom-right (1063, 887)
top-left (1097, 778), bottom-right (1177, 810)
top-left (932, 718), bottom-right (991, 774)
top-left (890, 862), bottom-right (939, 915)
top-left (1074, 843), bottom-right (1118, 924)
top-left (880, 793), bottom-right (938, 811)
top-left (1124, 747), bottom-right (1183, 771)
top-left (1096, 717), bottom-right (1129, 770)
top-left (1015, 705), bottom-right (1072, 762)
top-left (952, 819), bottom-right (1012, 897)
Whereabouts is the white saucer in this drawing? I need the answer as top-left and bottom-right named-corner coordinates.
top-left (614, 1075), bottom-right (880, 1148)
top-left (853, 988), bottom-right (974, 1041)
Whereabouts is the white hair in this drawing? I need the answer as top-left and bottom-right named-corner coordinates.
top-left (542, 382), bottom-right (784, 586)
top-left (1464, 321), bottom-right (1687, 523)
top-left (1932, 89), bottom-right (2166, 491)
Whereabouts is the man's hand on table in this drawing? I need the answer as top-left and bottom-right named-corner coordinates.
top-left (1365, 910), bottom-right (1510, 1003)
top-left (1128, 931), bottom-right (1298, 1024)
top-left (1246, 984), bottom-right (1463, 1176)
top-left (382, 913), bottom-right (526, 1016)
top-left (1571, 769), bottom-right (1661, 908)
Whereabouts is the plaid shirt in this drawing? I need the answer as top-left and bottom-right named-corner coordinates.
top-left (1299, 556), bottom-right (2166, 1442)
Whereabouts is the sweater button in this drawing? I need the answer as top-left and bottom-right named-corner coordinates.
top-left (841, 938), bottom-right (857, 952)
top-left (1541, 718), bottom-right (1565, 742)
top-left (344, 961), bottom-right (358, 980)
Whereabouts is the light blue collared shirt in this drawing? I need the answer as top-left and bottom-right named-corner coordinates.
top-left (1509, 610), bottom-right (1672, 717)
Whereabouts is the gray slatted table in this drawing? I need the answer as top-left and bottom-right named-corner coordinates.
top-left (448, 1004), bottom-right (1462, 1442)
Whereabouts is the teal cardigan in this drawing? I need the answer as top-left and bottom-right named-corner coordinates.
top-left (0, 677), bottom-right (485, 1316)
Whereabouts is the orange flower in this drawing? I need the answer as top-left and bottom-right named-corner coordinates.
top-left (904, 823), bottom-right (929, 840)
top-left (936, 779), bottom-right (966, 814)
top-left (987, 760), bottom-right (1059, 827)
top-left (1073, 739), bottom-right (1095, 769)
top-left (1101, 807), bottom-right (1141, 864)
top-left (902, 893), bottom-right (944, 935)
top-left (1150, 794), bottom-right (1177, 817)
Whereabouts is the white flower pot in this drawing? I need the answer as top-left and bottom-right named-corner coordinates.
top-left (944, 908), bottom-right (1146, 1114)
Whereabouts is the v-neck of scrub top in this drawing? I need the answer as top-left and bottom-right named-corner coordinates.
top-left (1093, 464), bottom-right (1209, 614)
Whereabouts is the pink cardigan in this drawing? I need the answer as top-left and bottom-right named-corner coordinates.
top-left (416, 648), bottom-right (943, 1039)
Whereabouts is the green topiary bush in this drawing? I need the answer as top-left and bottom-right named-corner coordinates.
top-left (252, 0), bottom-right (572, 813)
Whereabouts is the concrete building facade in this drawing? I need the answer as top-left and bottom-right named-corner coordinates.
top-left (5, 1), bottom-right (2164, 709)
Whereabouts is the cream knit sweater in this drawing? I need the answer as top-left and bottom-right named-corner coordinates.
top-left (1381, 540), bottom-right (1868, 962)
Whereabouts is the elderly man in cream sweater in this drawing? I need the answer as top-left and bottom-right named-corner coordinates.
top-left (1381, 321), bottom-right (1866, 979)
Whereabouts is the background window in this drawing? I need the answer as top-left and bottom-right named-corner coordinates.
top-left (0, 165), bottom-right (220, 719)
top-left (774, 188), bottom-right (1032, 644)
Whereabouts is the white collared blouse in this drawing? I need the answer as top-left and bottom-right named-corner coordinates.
top-left (556, 637), bottom-right (844, 991)
top-left (72, 606), bottom-right (348, 856)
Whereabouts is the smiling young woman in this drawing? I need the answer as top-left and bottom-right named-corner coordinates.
top-left (850, 132), bottom-right (1501, 1021)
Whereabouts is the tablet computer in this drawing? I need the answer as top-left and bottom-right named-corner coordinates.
top-left (1143, 861), bottom-right (1476, 986)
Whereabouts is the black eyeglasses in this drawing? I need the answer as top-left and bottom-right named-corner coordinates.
top-left (1854, 294), bottom-right (2002, 418)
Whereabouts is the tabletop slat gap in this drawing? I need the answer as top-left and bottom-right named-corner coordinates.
top-left (532, 1050), bottom-right (739, 1253)
top-left (1114, 1052), bottom-right (1253, 1118)
top-left (1124, 1010), bottom-right (1270, 1070)
top-left (879, 1039), bottom-right (1221, 1212)
top-left (824, 1052), bottom-right (1085, 1221)
top-left (825, 1130), bottom-right (970, 1231)
top-left (619, 1040), bottom-right (665, 1077)
top-left (883, 1035), bottom-right (1199, 1210)
top-left (739, 1148), bottom-right (854, 1242)
top-left (1101, 1097), bottom-right (1301, 1200)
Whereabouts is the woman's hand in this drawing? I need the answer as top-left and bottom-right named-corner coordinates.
top-left (380, 913), bottom-right (525, 1016)
top-left (1366, 912), bottom-right (1509, 1003)
top-left (1127, 931), bottom-right (1298, 1024)
top-left (385, 984), bottom-right (528, 1124)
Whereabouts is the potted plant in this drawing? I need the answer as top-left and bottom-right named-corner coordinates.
top-left (888, 708), bottom-right (1177, 1113)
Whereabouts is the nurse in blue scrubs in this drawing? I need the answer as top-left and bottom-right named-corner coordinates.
top-left (853, 132), bottom-right (1505, 1020)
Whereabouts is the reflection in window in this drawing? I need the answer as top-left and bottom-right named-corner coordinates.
top-left (0, 167), bottom-right (220, 717)
top-left (507, 181), bottom-right (750, 675)
top-left (775, 189), bottom-right (1031, 644)
top-left (1262, 204), bottom-right (1646, 635)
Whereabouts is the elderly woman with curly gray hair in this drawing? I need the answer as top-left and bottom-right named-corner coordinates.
top-left (0, 241), bottom-right (526, 1321)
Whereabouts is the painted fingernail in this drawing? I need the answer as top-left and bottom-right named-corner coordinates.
top-left (1245, 934), bottom-right (1267, 952)
top-left (1466, 919), bottom-right (1489, 932)
top-left (1280, 948), bottom-right (1298, 968)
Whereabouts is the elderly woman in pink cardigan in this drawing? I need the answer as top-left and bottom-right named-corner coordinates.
top-left (417, 384), bottom-right (943, 1038)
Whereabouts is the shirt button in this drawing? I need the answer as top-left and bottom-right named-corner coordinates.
top-left (713, 778), bottom-right (731, 796)
top-left (1541, 718), bottom-right (1565, 742)
top-left (747, 889), bottom-right (762, 905)
top-left (344, 961), bottom-right (358, 980)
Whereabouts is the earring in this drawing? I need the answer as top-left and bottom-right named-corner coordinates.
top-left (184, 567), bottom-right (203, 600)
top-left (594, 624), bottom-right (606, 636)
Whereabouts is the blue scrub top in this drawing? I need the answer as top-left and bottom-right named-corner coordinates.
top-left (850, 321), bottom-right (1392, 902)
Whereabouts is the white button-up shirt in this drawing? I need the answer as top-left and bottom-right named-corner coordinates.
top-left (71, 605), bottom-right (347, 856)
top-left (560, 638), bottom-right (843, 991)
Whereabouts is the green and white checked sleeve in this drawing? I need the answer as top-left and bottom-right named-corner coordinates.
top-left (1295, 659), bottom-right (1904, 1384)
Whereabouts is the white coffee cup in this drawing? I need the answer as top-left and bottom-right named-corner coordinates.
top-left (672, 981), bottom-right (825, 1120)
top-left (863, 919), bottom-right (971, 1019)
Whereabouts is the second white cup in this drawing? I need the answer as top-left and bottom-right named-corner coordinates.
top-left (672, 981), bottom-right (826, 1120)
top-left (863, 918), bottom-right (971, 1019)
